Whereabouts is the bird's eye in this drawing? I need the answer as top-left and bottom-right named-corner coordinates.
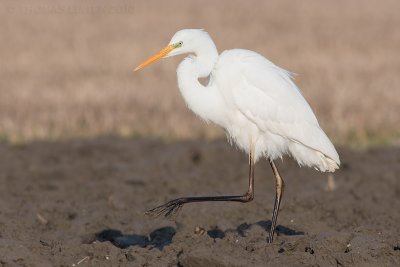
top-left (173, 41), bottom-right (183, 48)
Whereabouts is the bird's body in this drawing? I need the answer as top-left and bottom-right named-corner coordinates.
top-left (135, 29), bottom-right (340, 243)
top-left (174, 32), bottom-right (339, 171)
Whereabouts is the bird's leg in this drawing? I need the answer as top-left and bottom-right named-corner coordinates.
top-left (145, 144), bottom-right (255, 218)
top-left (267, 160), bottom-right (285, 243)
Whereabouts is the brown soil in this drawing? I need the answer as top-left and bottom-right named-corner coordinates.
top-left (0, 138), bottom-right (399, 266)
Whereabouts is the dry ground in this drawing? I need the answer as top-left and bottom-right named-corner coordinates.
top-left (0, 0), bottom-right (399, 144)
top-left (0, 138), bottom-right (399, 266)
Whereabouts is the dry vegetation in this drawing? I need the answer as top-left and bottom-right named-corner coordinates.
top-left (0, 0), bottom-right (399, 146)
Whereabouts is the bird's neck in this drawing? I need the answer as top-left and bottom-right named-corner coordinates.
top-left (177, 43), bottom-right (218, 92)
top-left (176, 45), bottom-right (225, 125)
top-left (192, 46), bottom-right (219, 78)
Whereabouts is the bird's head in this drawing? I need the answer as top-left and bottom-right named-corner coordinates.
top-left (134, 29), bottom-right (213, 71)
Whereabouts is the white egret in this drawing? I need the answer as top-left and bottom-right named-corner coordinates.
top-left (134, 29), bottom-right (340, 243)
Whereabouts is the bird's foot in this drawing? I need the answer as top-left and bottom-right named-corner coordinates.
top-left (267, 228), bottom-right (276, 243)
top-left (145, 198), bottom-right (185, 218)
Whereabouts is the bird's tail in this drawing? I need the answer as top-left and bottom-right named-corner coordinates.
top-left (316, 151), bottom-right (339, 172)
top-left (289, 142), bottom-right (340, 172)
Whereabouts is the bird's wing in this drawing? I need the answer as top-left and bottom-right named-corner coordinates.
top-left (219, 49), bottom-right (339, 163)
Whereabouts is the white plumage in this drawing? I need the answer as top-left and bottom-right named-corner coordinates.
top-left (172, 29), bottom-right (339, 172)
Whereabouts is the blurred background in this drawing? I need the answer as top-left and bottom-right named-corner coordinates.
top-left (0, 0), bottom-right (399, 146)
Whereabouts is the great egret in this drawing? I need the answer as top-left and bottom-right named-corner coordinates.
top-left (134, 29), bottom-right (340, 243)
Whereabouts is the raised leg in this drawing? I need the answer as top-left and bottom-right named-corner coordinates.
top-left (267, 160), bottom-right (285, 243)
top-left (146, 144), bottom-right (255, 218)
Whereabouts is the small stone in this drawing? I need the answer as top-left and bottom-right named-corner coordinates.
top-left (194, 226), bottom-right (206, 236)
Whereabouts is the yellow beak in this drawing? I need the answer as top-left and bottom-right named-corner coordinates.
top-left (134, 44), bottom-right (175, 72)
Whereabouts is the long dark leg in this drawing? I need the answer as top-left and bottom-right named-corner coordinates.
top-left (267, 160), bottom-right (285, 243)
top-left (146, 144), bottom-right (255, 218)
